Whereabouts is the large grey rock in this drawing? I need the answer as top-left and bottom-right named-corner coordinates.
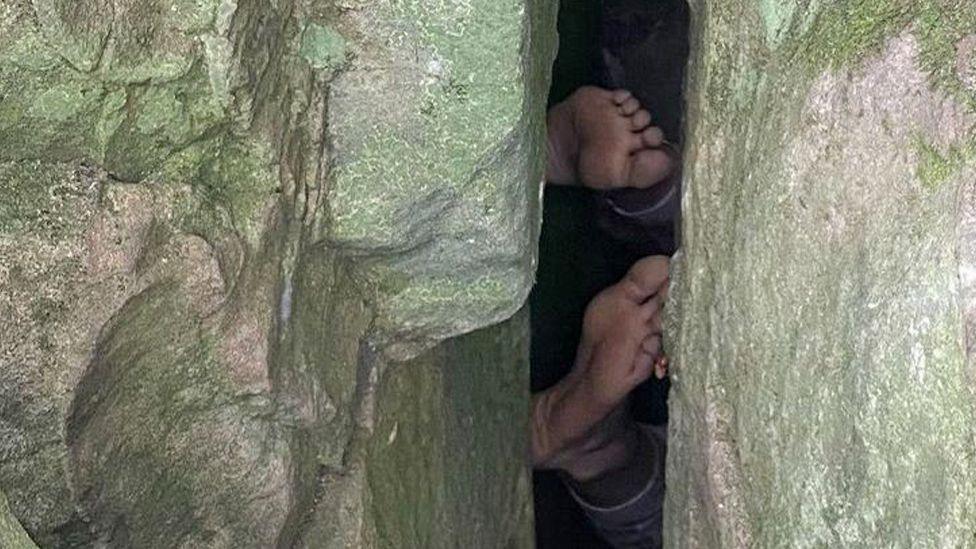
top-left (667, 2), bottom-right (976, 547)
top-left (0, 0), bottom-right (555, 546)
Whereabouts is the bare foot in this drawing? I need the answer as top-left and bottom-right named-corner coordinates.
top-left (531, 256), bottom-right (669, 468)
top-left (546, 87), bottom-right (675, 189)
top-left (574, 255), bottom-right (669, 407)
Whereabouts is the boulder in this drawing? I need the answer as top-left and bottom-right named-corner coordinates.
top-left (667, 2), bottom-right (976, 546)
top-left (0, 0), bottom-right (555, 545)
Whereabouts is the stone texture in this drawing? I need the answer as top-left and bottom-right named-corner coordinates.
top-left (297, 310), bottom-right (534, 549)
top-left (320, 0), bottom-right (554, 359)
top-left (0, 489), bottom-right (36, 549)
top-left (0, 0), bottom-right (555, 546)
top-left (958, 34), bottom-right (976, 93)
top-left (667, 1), bottom-right (976, 547)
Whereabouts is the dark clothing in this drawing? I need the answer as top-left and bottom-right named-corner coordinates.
top-left (567, 425), bottom-right (668, 549)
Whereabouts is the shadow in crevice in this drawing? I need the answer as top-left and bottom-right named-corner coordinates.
top-left (531, 0), bottom-right (689, 547)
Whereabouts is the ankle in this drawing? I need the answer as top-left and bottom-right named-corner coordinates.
top-left (563, 417), bottom-right (637, 472)
top-left (531, 374), bottom-right (612, 468)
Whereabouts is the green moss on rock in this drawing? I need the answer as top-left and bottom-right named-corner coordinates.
top-left (0, 66), bottom-right (110, 162)
top-left (669, 3), bottom-right (976, 545)
top-left (915, 1), bottom-right (976, 107)
top-left (367, 311), bottom-right (533, 549)
top-left (322, 0), bottom-right (556, 358)
top-left (797, 0), bottom-right (912, 70)
top-left (787, 0), bottom-right (976, 107)
top-left (300, 23), bottom-right (348, 70)
top-left (190, 134), bottom-right (279, 238)
top-left (914, 135), bottom-right (975, 189)
top-left (1, 1), bottom-right (552, 547)
top-left (0, 161), bottom-right (95, 236)
top-left (67, 284), bottom-right (291, 547)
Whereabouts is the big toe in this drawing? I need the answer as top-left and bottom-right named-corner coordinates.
top-left (626, 148), bottom-right (675, 189)
top-left (623, 256), bottom-right (669, 300)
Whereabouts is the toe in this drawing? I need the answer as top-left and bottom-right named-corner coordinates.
top-left (648, 311), bottom-right (663, 335)
top-left (631, 109), bottom-right (652, 130)
top-left (637, 295), bottom-right (661, 321)
top-left (640, 126), bottom-right (665, 148)
top-left (623, 256), bottom-right (670, 301)
top-left (656, 277), bottom-right (669, 304)
top-left (641, 336), bottom-right (662, 357)
top-left (612, 89), bottom-right (633, 105)
top-left (633, 336), bottom-right (662, 382)
top-left (619, 97), bottom-right (641, 116)
top-left (627, 149), bottom-right (675, 189)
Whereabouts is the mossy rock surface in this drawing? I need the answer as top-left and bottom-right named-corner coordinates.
top-left (0, 0), bottom-right (554, 546)
top-left (666, 2), bottom-right (976, 546)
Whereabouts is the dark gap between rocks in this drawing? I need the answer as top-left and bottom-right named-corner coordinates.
top-left (530, 0), bottom-right (689, 546)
